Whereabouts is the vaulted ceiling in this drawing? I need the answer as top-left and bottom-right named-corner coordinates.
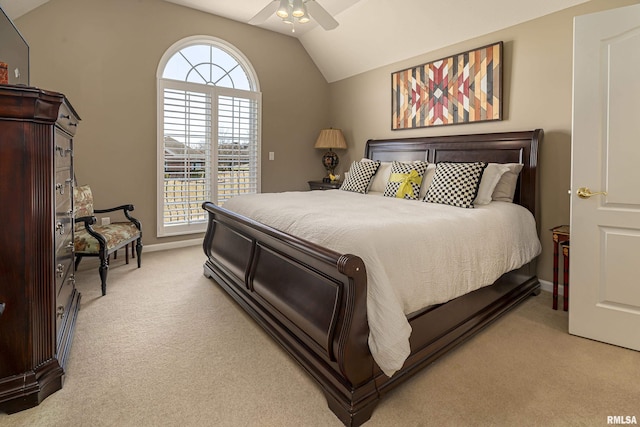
top-left (1, 0), bottom-right (590, 82)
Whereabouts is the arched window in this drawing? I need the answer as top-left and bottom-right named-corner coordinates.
top-left (157, 36), bottom-right (261, 237)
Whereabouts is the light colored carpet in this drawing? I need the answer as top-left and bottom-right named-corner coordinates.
top-left (1, 246), bottom-right (638, 427)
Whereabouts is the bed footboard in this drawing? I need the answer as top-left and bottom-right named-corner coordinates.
top-left (202, 201), bottom-right (379, 426)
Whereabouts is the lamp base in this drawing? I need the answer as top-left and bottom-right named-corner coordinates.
top-left (322, 150), bottom-right (339, 177)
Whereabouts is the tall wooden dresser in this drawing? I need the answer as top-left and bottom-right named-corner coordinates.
top-left (0, 85), bottom-right (81, 413)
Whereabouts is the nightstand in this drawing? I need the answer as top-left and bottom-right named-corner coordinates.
top-left (308, 180), bottom-right (341, 190)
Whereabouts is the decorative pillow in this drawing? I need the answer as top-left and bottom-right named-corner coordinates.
top-left (424, 162), bottom-right (487, 208)
top-left (340, 160), bottom-right (381, 193)
top-left (474, 163), bottom-right (510, 205)
top-left (383, 161), bottom-right (429, 200)
top-left (492, 163), bottom-right (524, 202)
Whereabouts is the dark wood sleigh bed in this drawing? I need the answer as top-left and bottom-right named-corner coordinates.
top-left (202, 129), bottom-right (543, 426)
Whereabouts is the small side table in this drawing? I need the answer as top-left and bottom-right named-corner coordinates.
top-left (561, 241), bottom-right (570, 312)
top-left (551, 225), bottom-right (570, 311)
top-left (308, 180), bottom-right (341, 190)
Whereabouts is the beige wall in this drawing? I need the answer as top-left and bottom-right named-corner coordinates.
top-left (16, 0), bottom-right (330, 246)
top-left (328, 0), bottom-right (640, 283)
top-left (15, 0), bottom-right (640, 279)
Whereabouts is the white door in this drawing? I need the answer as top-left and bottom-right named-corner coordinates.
top-left (569, 3), bottom-right (640, 351)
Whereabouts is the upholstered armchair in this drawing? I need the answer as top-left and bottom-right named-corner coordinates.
top-left (73, 185), bottom-right (142, 296)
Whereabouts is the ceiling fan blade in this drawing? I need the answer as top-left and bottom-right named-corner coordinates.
top-left (249, 1), bottom-right (279, 25)
top-left (305, 0), bottom-right (339, 30)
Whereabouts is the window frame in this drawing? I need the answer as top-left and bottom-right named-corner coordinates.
top-left (156, 36), bottom-right (261, 237)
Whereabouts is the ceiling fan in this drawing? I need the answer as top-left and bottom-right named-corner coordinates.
top-left (249, 0), bottom-right (339, 32)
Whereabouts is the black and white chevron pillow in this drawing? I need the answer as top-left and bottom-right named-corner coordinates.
top-left (340, 160), bottom-right (381, 193)
top-left (424, 162), bottom-right (487, 208)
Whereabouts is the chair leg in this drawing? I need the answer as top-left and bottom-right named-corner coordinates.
top-left (136, 238), bottom-right (142, 268)
top-left (131, 241), bottom-right (136, 259)
top-left (99, 254), bottom-right (109, 296)
top-left (125, 243), bottom-right (129, 264)
top-left (74, 255), bottom-right (83, 271)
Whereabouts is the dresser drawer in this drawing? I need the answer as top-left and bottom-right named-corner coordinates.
top-left (56, 102), bottom-right (79, 136)
top-left (54, 168), bottom-right (73, 198)
top-left (54, 135), bottom-right (72, 169)
top-left (55, 254), bottom-right (74, 292)
top-left (55, 262), bottom-right (75, 336)
top-left (55, 201), bottom-right (72, 227)
top-left (54, 212), bottom-right (73, 251)
top-left (55, 225), bottom-right (74, 258)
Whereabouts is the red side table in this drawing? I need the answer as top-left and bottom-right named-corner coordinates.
top-left (561, 241), bottom-right (570, 311)
top-left (551, 225), bottom-right (570, 310)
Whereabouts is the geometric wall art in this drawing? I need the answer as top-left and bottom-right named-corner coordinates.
top-left (392, 41), bottom-right (503, 130)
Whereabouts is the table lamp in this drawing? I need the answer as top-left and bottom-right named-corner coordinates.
top-left (314, 128), bottom-right (347, 182)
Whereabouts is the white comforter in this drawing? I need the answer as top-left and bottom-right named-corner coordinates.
top-left (222, 190), bottom-right (541, 377)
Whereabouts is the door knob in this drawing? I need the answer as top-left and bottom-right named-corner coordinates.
top-left (577, 187), bottom-right (607, 199)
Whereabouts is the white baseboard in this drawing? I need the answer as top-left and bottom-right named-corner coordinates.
top-left (539, 278), bottom-right (565, 296)
top-left (143, 238), bottom-right (202, 253)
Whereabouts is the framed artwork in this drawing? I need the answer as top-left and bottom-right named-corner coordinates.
top-left (392, 41), bottom-right (503, 130)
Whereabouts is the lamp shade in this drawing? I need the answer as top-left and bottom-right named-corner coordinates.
top-left (314, 128), bottom-right (347, 150)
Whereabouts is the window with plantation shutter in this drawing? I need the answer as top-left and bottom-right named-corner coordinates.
top-left (157, 37), bottom-right (261, 237)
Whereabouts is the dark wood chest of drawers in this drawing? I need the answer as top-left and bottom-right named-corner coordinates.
top-left (0, 85), bottom-right (81, 413)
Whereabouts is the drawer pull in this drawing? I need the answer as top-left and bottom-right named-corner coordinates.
top-left (66, 241), bottom-right (74, 252)
top-left (68, 274), bottom-right (75, 285)
top-left (56, 222), bottom-right (65, 235)
top-left (56, 263), bottom-right (65, 278)
top-left (56, 182), bottom-right (65, 195)
top-left (57, 306), bottom-right (65, 318)
top-left (59, 114), bottom-right (70, 119)
top-left (55, 146), bottom-right (72, 157)
top-left (0, 302), bottom-right (5, 316)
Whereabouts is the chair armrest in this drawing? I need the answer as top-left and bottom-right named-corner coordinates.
top-left (74, 215), bottom-right (107, 248)
top-left (75, 215), bottom-right (97, 226)
top-left (94, 204), bottom-right (141, 231)
top-left (94, 204), bottom-right (134, 214)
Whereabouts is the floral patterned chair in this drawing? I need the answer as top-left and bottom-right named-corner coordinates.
top-left (74, 185), bottom-right (142, 296)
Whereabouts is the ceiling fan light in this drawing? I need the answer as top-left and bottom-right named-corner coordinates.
top-left (292, 0), bottom-right (305, 18)
top-left (298, 15), bottom-right (310, 24)
top-left (276, 0), bottom-right (290, 18)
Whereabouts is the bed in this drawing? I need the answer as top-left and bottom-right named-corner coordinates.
top-left (202, 129), bottom-right (543, 426)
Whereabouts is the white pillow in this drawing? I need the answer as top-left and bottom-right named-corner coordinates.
top-left (474, 163), bottom-right (510, 205)
top-left (368, 161), bottom-right (393, 193)
top-left (492, 163), bottom-right (524, 202)
top-left (419, 163), bottom-right (437, 199)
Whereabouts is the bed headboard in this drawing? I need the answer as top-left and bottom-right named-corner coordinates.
top-left (365, 129), bottom-right (543, 218)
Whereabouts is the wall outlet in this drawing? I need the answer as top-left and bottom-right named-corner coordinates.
top-left (101, 217), bottom-right (111, 225)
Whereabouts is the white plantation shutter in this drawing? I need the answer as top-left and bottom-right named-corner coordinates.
top-left (162, 87), bottom-right (212, 228)
top-left (216, 92), bottom-right (260, 204)
top-left (157, 37), bottom-right (260, 237)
